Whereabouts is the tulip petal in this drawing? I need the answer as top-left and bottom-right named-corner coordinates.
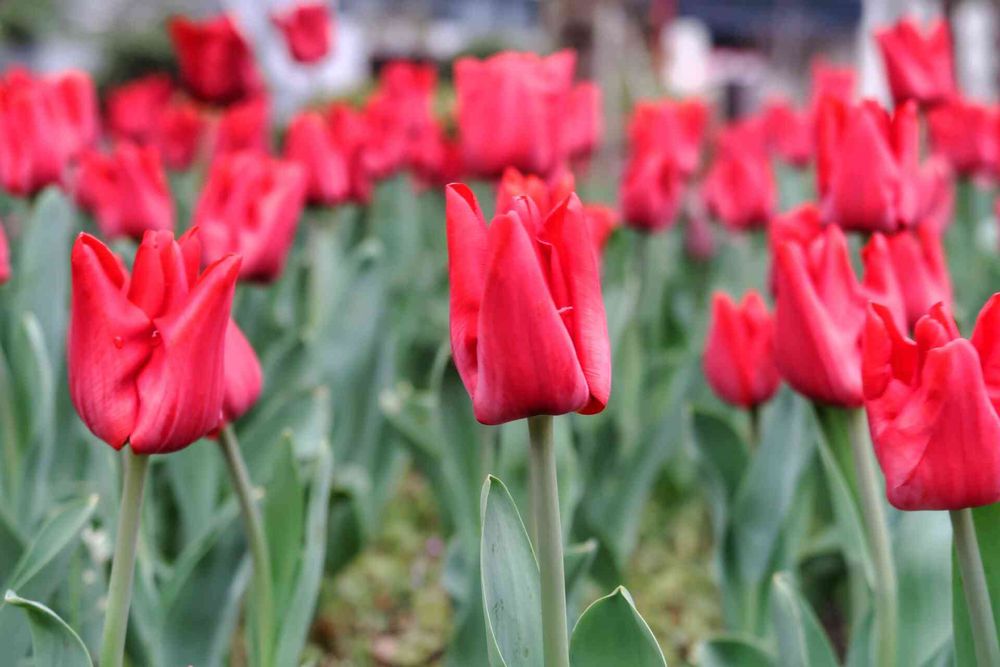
top-left (68, 234), bottom-right (153, 449)
top-left (130, 254), bottom-right (240, 453)
top-left (445, 183), bottom-right (488, 397)
top-left (472, 213), bottom-right (588, 424)
top-left (222, 321), bottom-right (263, 422)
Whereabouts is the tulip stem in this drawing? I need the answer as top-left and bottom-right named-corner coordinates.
top-left (99, 448), bottom-right (150, 667)
top-left (219, 424), bottom-right (275, 667)
top-left (528, 415), bottom-right (570, 667)
top-left (847, 408), bottom-right (897, 667)
top-left (951, 508), bottom-right (1000, 667)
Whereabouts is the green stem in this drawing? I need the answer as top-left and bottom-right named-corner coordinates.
top-left (748, 405), bottom-right (760, 449)
top-left (99, 448), bottom-right (150, 667)
top-left (951, 508), bottom-right (1000, 667)
top-left (847, 408), bottom-right (897, 667)
top-left (219, 424), bottom-right (275, 666)
top-left (528, 416), bottom-right (570, 667)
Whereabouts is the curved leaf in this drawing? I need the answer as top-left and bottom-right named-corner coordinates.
top-left (695, 636), bottom-right (774, 667)
top-left (569, 586), bottom-right (666, 667)
top-left (770, 573), bottom-right (838, 667)
top-left (4, 591), bottom-right (92, 667)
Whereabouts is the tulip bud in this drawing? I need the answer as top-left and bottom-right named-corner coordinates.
top-left (704, 291), bottom-right (781, 408)
top-left (875, 16), bottom-right (956, 108)
top-left (106, 75), bottom-right (175, 144)
top-left (271, 1), bottom-right (334, 64)
top-left (168, 14), bottom-right (262, 104)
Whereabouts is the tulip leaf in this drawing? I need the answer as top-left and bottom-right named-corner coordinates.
top-left (569, 586), bottom-right (666, 667)
top-left (4, 495), bottom-right (97, 593)
top-left (695, 636), bottom-right (774, 667)
top-left (4, 590), bottom-right (92, 667)
top-left (770, 573), bottom-right (838, 667)
top-left (893, 511), bottom-right (952, 666)
top-left (480, 475), bottom-right (543, 667)
top-left (565, 539), bottom-right (599, 603)
top-left (952, 503), bottom-right (1000, 667)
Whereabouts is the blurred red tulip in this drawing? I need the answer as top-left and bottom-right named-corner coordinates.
top-left (364, 61), bottom-right (438, 177)
top-left (106, 74), bottom-right (175, 143)
top-left (563, 82), bottom-right (603, 158)
top-left (863, 300), bottom-right (1000, 510)
top-left (327, 103), bottom-right (375, 203)
top-left (761, 99), bottom-right (812, 166)
top-left (774, 225), bottom-right (905, 406)
top-left (155, 101), bottom-right (207, 170)
top-left (703, 120), bottom-right (775, 230)
top-left (446, 184), bottom-right (610, 424)
top-left (620, 151), bottom-right (683, 232)
top-left (876, 16), bottom-right (955, 107)
top-left (68, 230), bottom-right (241, 453)
top-left (627, 98), bottom-right (708, 177)
top-left (169, 15), bottom-right (262, 104)
top-left (195, 151), bottom-right (307, 283)
top-left (455, 50), bottom-right (575, 177)
top-left (927, 97), bottom-right (999, 177)
top-left (918, 157), bottom-right (955, 235)
top-left (74, 142), bottom-right (174, 240)
top-left (816, 97), bottom-right (920, 233)
top-left (886, 227), bottom-right (952, 326)
top-left (0, 68), bottom-right (98, 195)
top-left (810, 59), bottom-right (855, 109)
top-left (704, 290), bottom-right (781, 408)
top-left (583, 204), bottom-right (618, 254)
top-left (271, 1), bottom-right (333, 64)
top-left (283, 110), bottom-right (351, 205)
top-left (211, 97), bottom-right (269, 158)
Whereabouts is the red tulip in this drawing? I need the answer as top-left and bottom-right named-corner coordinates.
top-left (455, 50), bottom-right (575, 177)
top-left (222, 322), bottom-right (263, 423)
top-left (106, 74), bottom-right (175, 143)
top-left (155, 101), bottom-right (207, 170)
top-left (918, 156), bottom-right (955, 235)
top-left (810, 60), bottom-right (855, 109)
top-left (211, 97), bottom-right (269, 158)
top-left (816, 97), bottom-right (920, 233)
top-left (327, 104), bottom-right (375, 203)
top-left (876, 16), bottom-right (955, 107)
top-left (0, 68), bottom-right (97, 195)
top-left (863, 299), bottom-right (1000, 510)
top-left (74, 142), bottom-right (174, 240)
top-left (627, 98), bottom-right (708, 177)
top-left (761, 98), bottom-right (812, 166)
top-left (927, 97), bottom-right (999, 177)
top-left (411, 126), bottom-right (463, 189)
top-left (563, 82), bottom-right (603, 158)
top-left (774, 224), bottom-right (904, 406)
top-left (363, 61), bottom-right (438, 177)
top-left (704, 290), bottom-right (781, 408)
top-left (583, 204), bottom-right (618, 254)
top-left (169, 15), bottom-right (262, 104)
top-left (620, 150), bottom-right (683, 232)
top-left (0, 219), bottom-right (9, 285)
top-left (68, 230), bottom-right (241, 453)
top-left (446, 184), bottom-right (610, 424)
top-left (195, 151), bottom-right (307, 282)
top-left (886, 227), bottom-right (952, 326)
top-left (283, 110), bottom-right (351, 205)
top-left (271, 1), bottom-right (333, 64)
top-left (702, 120), bottom-right (775, 230)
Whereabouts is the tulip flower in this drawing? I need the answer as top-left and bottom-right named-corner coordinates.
top-left (816, 97), bottom-right (920, 233)
top-left (704, 290), bottom-right (781, 408)
top-left (446, 183), bottom-right (610, 425)
top-left (455, 50), bottom-right (575, 177)
top-left (761, 99), bottom-right (813, 167)
top-left (0, 68), bottom-right (98, 195)
top-left (626, 98), bottom-right (708, 177)
top-left (155, 101), bottom-right (207, 170)
top-left (563, 82), bottom-right (603, 158)
top-left (106, 74), bottom-right (175, 143)
top-left (68, 230), bottom-right (241, 454)
top-left (271, 1), bottom-right (334, 64)
top-left (702, 121), bottom-right (775, 231)
top-left (620, 150), bottom-right (683, 233)
top-left (195, 151), bottom-right (307, 283)
top-left (363, 61), bottom-right (438, 178)
top-left (863, 300), bottom-right (1000, 510)
top-left (774, 224), bottom-right (904, 406)
top-left (74, 142), bottom-right (174, 240)
top-left (211, 97), bottom-right (269, 158)
top-left (810, 59), bottom-right (855, 109)
top-left (169, 14), bottom-right (262, 104)
top-left (885, 228), bottom-right (952, 327)
top-left (876, 16), bottom-right (955, 107)
top-left (0, 219), bottom-right (9, 285)
top-left (927, 97), bottom-right (999, 177)
top-left (284, 109), bottom-right (360, 206)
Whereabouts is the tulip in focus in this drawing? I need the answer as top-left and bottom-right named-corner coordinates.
top-left (195, 151), bottom-right (307, 283)
top-left (74, 142), bottom-right (174, 240)
top-left (455, 50), bottom-right (575, 177)
top-left (704, 290), bottom-right (781, 408)
top-left (885, 228), bottom-right (952, 326)
top-left (774, 224), bottom-right (904, 406)
top-left (876, 16), bottom-right (955, 107)
top-left (271, 1), bottom-right (334, 64)
top-left (68, 230), bottom-right (243, 453)
top-left (169, 14), bottom-right (262, 104)
top-left (816, 97), bottom-right (920, 233)
top-left (446, 184), bottom-right (611, 424)
top-left (863, 300), bottom-right (1000, 510)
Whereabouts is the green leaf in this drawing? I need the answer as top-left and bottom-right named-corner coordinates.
top-left (953, 502), bottom-right (1000, 667)
top-left (770, 573), bottom-right (838, 667)
top-left (894, 511), bottom-right (952, 667)
top-left (695, 636), bottom-right (774, 667)
top-left (4, 590), bottom-right (92, 667)
top-left (569, 586), bottom-right (666, 667)
top-left (5, 495), bottom-right (97, 592)
top-left (480, 475), bottom-right (543, 667)
top-left (565, 539), bottom-right (598, 602)
top-left (690, 409), bottom-right (749, 541)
